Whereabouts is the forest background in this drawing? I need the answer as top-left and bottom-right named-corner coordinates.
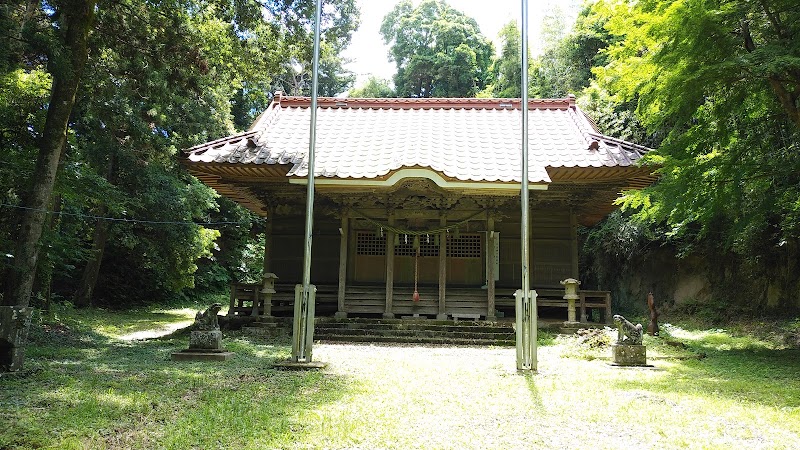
top-left (1, 0), bottom-right (798, 319)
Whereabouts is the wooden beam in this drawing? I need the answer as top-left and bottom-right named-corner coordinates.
top-left (570, 209), bottom-right (579, 279)
top-left (336, 212), bottom-right (349, 318)
top-left (384, 212), bottom-right (396, 318)
top-left (487, 215), bottom-right (496, 321)
top-left (261, 212), bottom-right (274, 317)
top-left (263, 208), bottom-right (273, 273)
top-left (437, 214), bottom-right (447, 320)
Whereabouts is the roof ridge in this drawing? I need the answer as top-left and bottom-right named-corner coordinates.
top-left (276, 95), bottom-right (574, 111)
top-left (587, 132), bottom-right (652, 154)
top-left (565, 104), bottom-right (602, 150)
top-left (184, 129), bottom-right (258, 153)
top-left (250, 94), bottom-right (285, 132)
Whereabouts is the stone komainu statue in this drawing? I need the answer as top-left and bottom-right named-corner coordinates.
top-left (194, 303), bottom-right (222, 331)
top-left (613, 314), bottom-right (643, 345)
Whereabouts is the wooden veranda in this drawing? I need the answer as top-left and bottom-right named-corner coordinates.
top-left (228, 282), bottom-right (612, 324)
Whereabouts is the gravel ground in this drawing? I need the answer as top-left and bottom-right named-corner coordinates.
top-left (296, 342), bottom-right (800, 450)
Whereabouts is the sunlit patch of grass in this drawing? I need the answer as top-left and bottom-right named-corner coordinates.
top-left (36, 303), bottom-right (199, 340)
top-left (662, 323), bottom-right (788, 351)
top-left (3, 308), bottom-right (800, 449)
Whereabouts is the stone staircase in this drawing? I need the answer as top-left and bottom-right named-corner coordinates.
top-left (312, 317), bottom-right (516, 346)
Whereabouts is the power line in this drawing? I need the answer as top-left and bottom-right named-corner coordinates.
top-left (0, 203), bottom-right (255, 226)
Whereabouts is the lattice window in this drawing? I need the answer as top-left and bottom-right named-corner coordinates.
top-left (447, 234), bottom-right (482, 258)
top-left (356, 231), bottom-right (386, 256)
top-left (395, 235), bottom-right (439, 257)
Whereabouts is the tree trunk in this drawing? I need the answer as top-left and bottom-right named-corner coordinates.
top-left (2, 0), bottom-right (96, 308)
top-left (73, 151), bottom-right (115, 308)
top-left (32, 194), bottom-right (63, 312)
top-left (73, 215), bottom-right (111, 308)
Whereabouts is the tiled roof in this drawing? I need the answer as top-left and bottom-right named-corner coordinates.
top-left (185, 93), bottom-right (650, 184)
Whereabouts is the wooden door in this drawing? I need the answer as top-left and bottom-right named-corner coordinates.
top-left (446, 233), bottom-right (483, 286)
top-left (394, 236), bottom-right (439, 285)
top-left (353, 231), bottom-right (386, 283)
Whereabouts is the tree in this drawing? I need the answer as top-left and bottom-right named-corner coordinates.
top-left (1, 0), bottom-right (96, 309)
top-left (1, 0), bottom-right (360, 304)
top-left (0, 0), bottom-right (360, 369)
top-left (594, 0), bottom-right (800, 310)
top-left (489, 21), bottom-right (523, 98)
top-left (380, 0), bottom-right (493, 98)
top-left (348, 76), bottom-right (395, 98)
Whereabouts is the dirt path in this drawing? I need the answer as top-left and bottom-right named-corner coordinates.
top-left (117, 320), bottom-right (193, 341)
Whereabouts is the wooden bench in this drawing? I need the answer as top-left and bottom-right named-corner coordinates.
top-left (228, 283), bottom-right (262, 316)
top-left (228, 283), bottom-right (338, 317)
top-left (578, 290), bottom-right (613, 324)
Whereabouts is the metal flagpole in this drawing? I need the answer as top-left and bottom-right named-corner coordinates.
top-left (516, 0), bottom-right (538, 372)
top-left (292, 0), bottom-right (323, 363)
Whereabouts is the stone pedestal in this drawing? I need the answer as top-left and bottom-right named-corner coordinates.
top-left (172, 316), bottom-right (233, 361)
top-left (190, 330), bottom-right (222, 350)
top-left (171, 349), bottom-right (234, 361)
top-left (559, 321), bottom-right (583, 334)
top-left (0, 306), bottom-right (33, 372)
top-left (611, 344), bottom-right (647, 366)
top-left (273, 360), bottom-right (327, 370)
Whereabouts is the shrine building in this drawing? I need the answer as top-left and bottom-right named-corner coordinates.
top-left (183, 92), bottom-right (654, 322)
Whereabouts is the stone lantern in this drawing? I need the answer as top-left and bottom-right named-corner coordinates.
top-left (258, 272), bottom-right (279, 317)
top-left (560, 278), bottom-right (581, 324)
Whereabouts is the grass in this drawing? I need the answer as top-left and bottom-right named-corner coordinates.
top-left (1, 307), bottom-right (799, 449)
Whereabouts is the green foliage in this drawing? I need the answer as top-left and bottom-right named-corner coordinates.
top-left (487, 21), bottom-right (523, 98)
top-left (0, 69), bottom-right (51, 266)
top-left (348, 76), bottom-right (395, 98)
top-left (0, 0), bottom-right (359, 308)
top-left (588, 0), bottom-right (800, 309)
top-left (580, 210), bottom-right (662, 286)
top-left (533, 4), bottom-right (608, 98)
top-left (190, 196), bottom-right (263, 296)
top-left (544, 0), bottom-right (800, 312)
top-left (578, 82), bottom-right (661, 148)
top-left (380, 0), bottom-right (493, 98)
top-left (264, 0), bottom-right (360, 99)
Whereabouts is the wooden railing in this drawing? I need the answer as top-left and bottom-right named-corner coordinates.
top-left (495, 288), bottom-right (612, 324)
top-left (228, 283), bottom-right (338, 317)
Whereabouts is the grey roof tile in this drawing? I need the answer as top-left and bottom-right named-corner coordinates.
top-left (185, 94), bottom-right (651, 184)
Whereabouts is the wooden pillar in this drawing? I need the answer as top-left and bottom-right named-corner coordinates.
top-left (570, 209), bottom-right (579, 279)
top-left (487, 216), bottom-right (496, 321)
top-left (263, 209), bottom-right (273, 274)
top-left (260, 209), bottom-right (274, 316)
top-left (384, 212), bottom-right (395, 318)
top-left (335, 212), bottom-right (349, 318)
top-left (228, 283), bottom-right (237, 316)
top-left (437, 214), bottom-right (448, 320)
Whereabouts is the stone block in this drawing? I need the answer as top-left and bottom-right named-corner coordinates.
top-left (189, 330), bottom-right (222, 350)
top-left (273, 360), bottom-right (327, 370)
top-left (611, 344), bottom-right (647, 366)
top-left (0, 306), bottom-right (32, 372)
top-left (171, 350), bottom-right (234, 361)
